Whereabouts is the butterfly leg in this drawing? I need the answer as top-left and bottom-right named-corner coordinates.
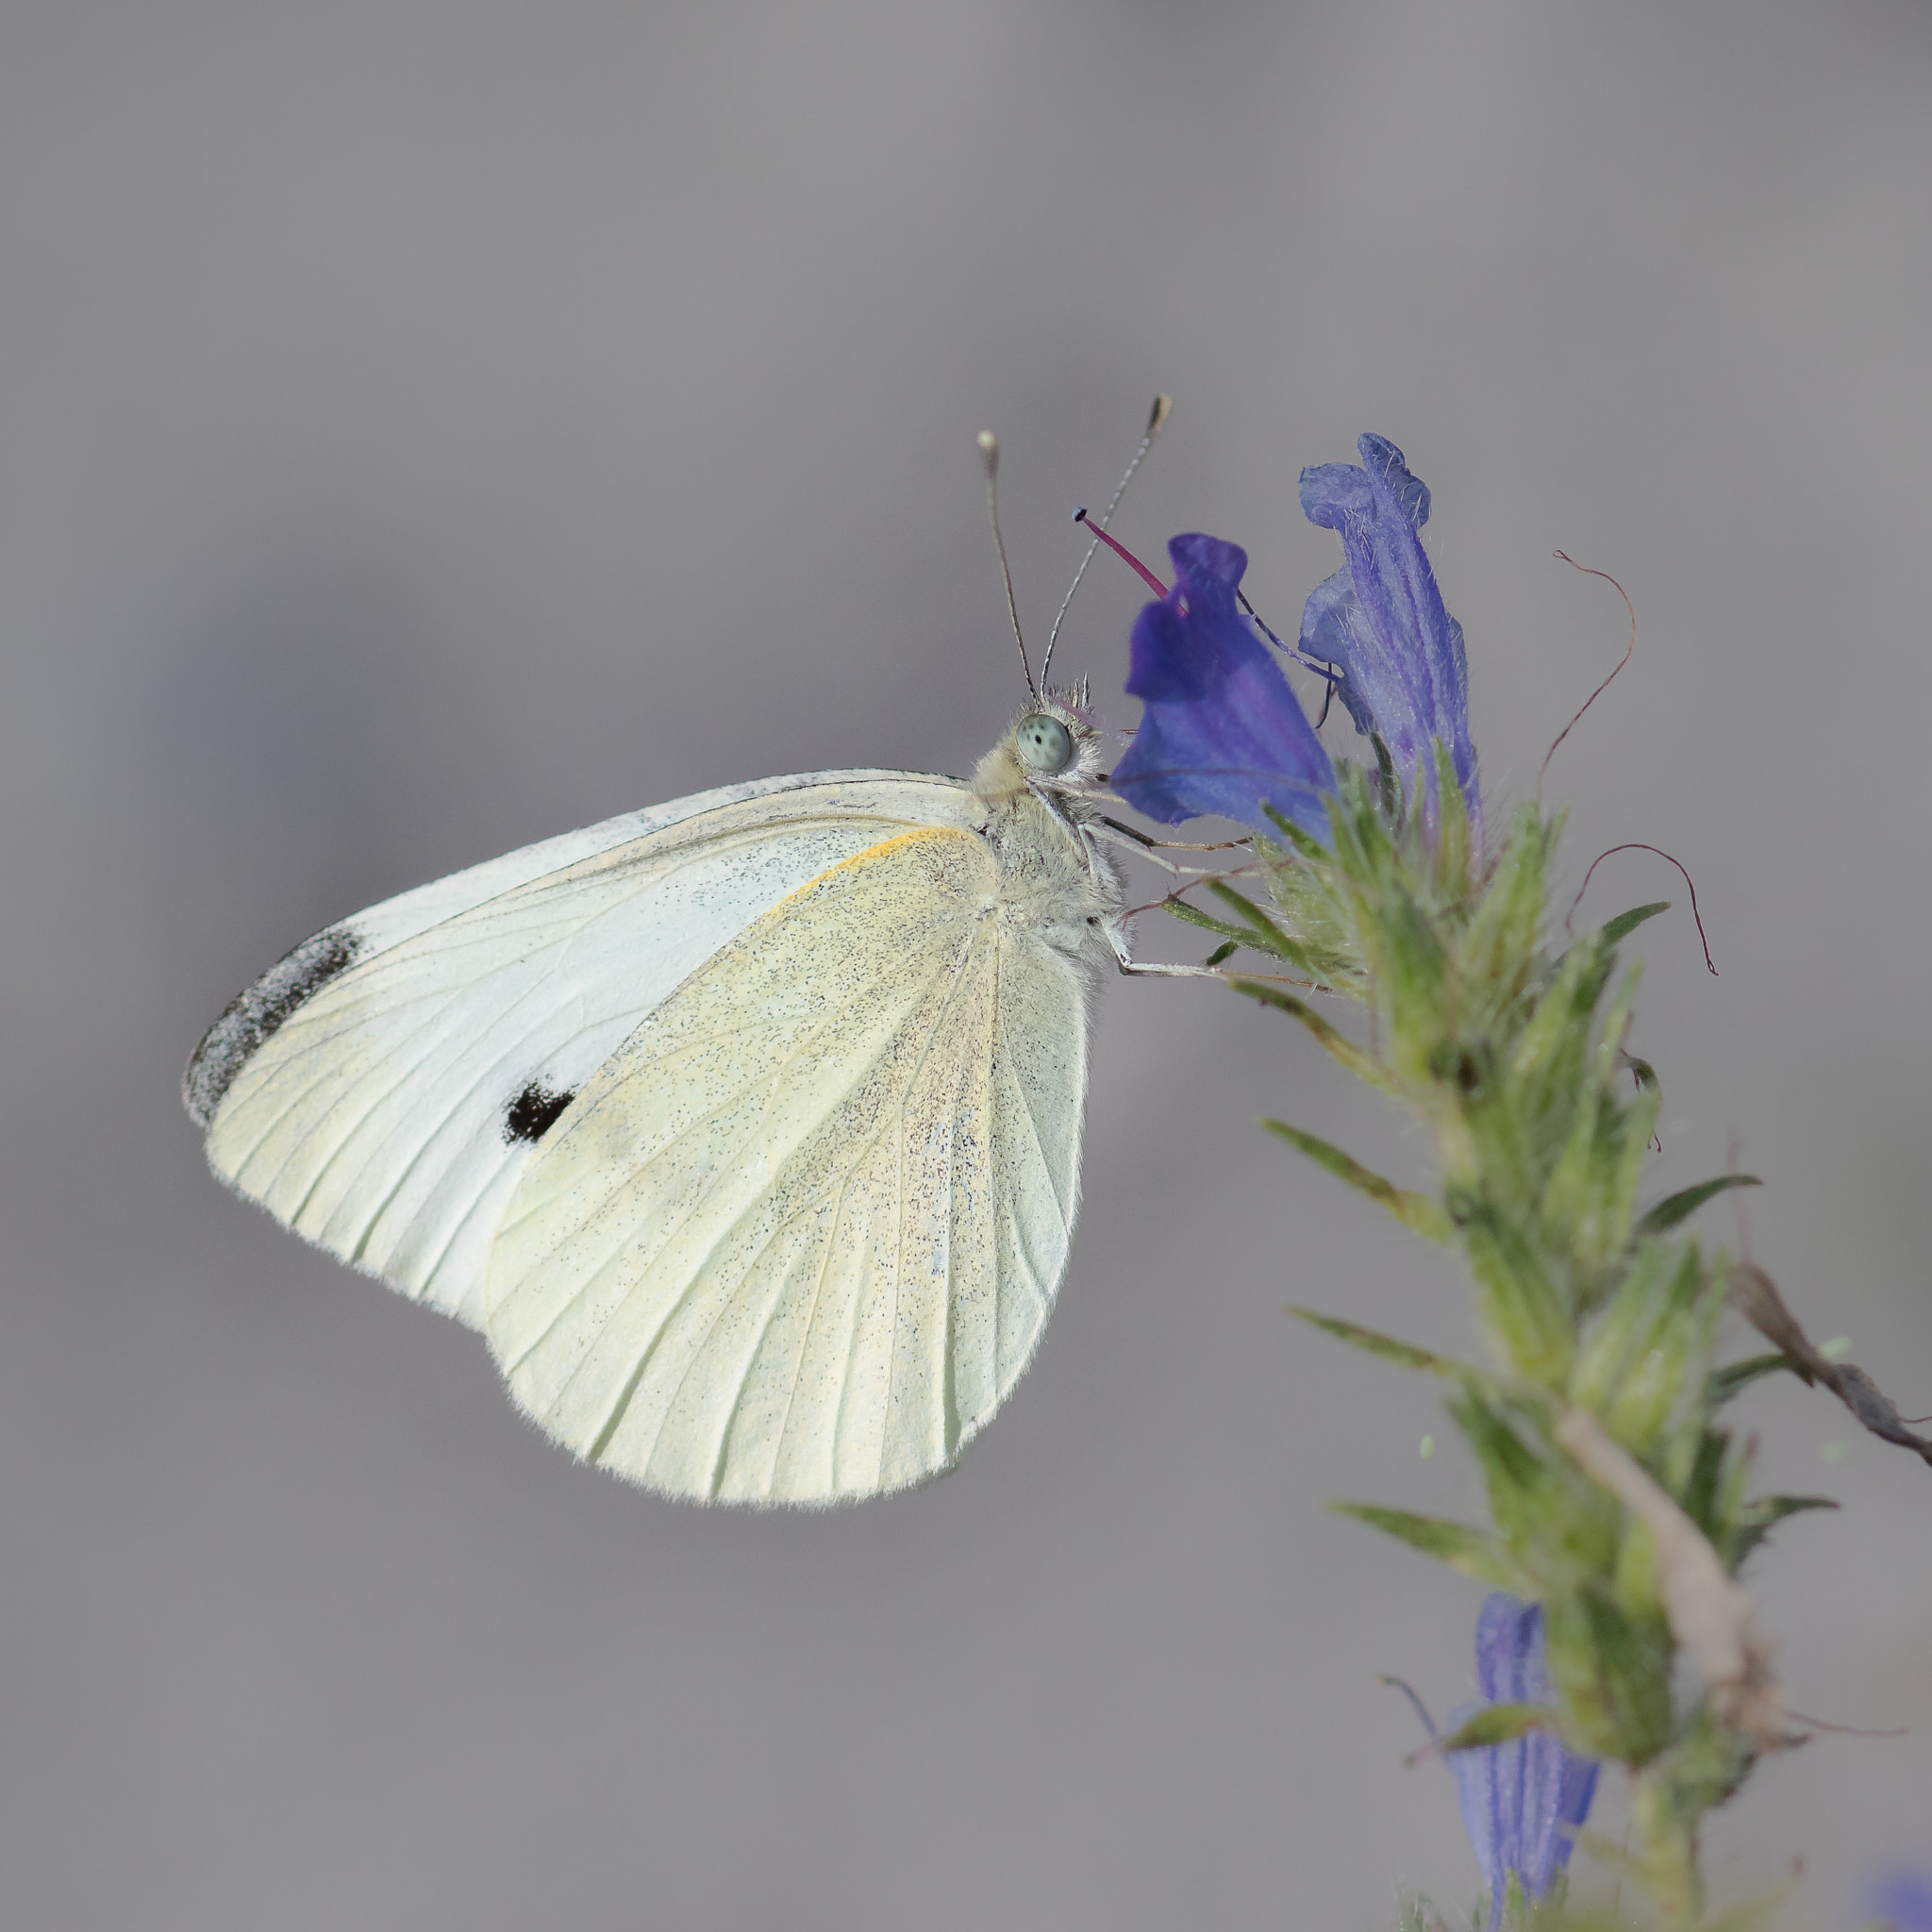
top-left (1088, 817), bottom-right (1259, 880)
top-left (1104, 924), bottom-right (1224, 980)
top-left (1096, 813), bottom-right (1249, 854)
top-left (1106, 920), bottom-right (1323, 991)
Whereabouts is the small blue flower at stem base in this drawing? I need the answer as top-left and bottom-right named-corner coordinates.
top-left (1869, 1870), bottom-right (1932, 1932)
top-left (1298, 435), bottom-right (1479, 819)
top-left (1111, 534), bottom-right (1337, 840)
top-left (1448, 1594), bottom-right (1599, 1928)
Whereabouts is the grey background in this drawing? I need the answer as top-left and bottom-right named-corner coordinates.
top-left (5, 3), bottom-right (1929, 1926)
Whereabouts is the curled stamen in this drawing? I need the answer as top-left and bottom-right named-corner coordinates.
top-left (1379, 1674), bottom-right (1441, 1742)
top-left (1240, 588), bottom-right (1345, 723)
top-left (1539, 551), bottom-right (1636, 804)
top-left (1785, 1711), bottom-right (1907, 1739)
top-left (1567, 842), bottom-right (1718, 974)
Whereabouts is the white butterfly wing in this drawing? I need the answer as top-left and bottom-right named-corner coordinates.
top-left (484, 823), bottom-right (1091, 1505)
top-left (189, 774), bottom-right (982, 1330)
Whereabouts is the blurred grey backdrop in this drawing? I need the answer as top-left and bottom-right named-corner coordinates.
top-left (5, 3), bottom-right (1929, 1927)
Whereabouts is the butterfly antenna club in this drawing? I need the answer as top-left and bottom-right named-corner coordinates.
top-left (978, 430), bottom-right (1038, 700)
top-left (1041, 394), bottom-right (1172, 685)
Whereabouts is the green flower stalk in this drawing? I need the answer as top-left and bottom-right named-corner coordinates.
top-left (1108, 437), bottom-right (1929, 1924)
top-left (1252, 764), bottom-right (1780, 1922)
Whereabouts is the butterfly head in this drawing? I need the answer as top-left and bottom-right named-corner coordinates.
top-left (973, 686), bottom-right (1107, 810)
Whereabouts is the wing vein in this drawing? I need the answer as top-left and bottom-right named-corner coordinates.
top-left (994, 957), bottom-right (1070, 1234)
top-left (496, 965), bottom-right (941, 1381)
top-left (757, 1176), bottom-right (854, 1491)
top-left (634, 912), bottom-right (994, 1489)
top-left (273, 958), bottom-right (591, 1235)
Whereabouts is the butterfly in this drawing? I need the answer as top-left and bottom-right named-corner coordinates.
top-left (191, 664), bottom-right (1201, 1504)
top-left (182, 420), bottom-right (1208, 1506)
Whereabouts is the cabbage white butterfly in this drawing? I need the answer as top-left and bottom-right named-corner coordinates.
top-left (184, 427), bottom-right (1188, 1506)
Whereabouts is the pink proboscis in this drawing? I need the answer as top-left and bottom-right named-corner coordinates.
top-left (1073, 508), bottom-right (1168, 598)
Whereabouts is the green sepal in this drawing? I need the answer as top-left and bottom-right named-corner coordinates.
top-left (1543, 1587), bottom-right (1674, 1765)
top-left (1452, 1193), bottom-right (1575, 1385)
top-left (1655, 1248), bottom-right (1727, 1475)
top-left (1506, 929), bottom-right (1620, 1166)
top-left (1430, 739), bottom-right (1472, 901)
top-left (1539, 960), bottom-right (1659, 1290)
top-left (1230, 978), bottom-right (1399, 1093)
top-left (1706, 1353), bottom-right (1793, 1404)
top-left (1258, 801), bottom-right (1330, 864)
top-left (1729, 1492), bottom-right (1838, 1567)
top-left (1358, 888), bottom-right (1451, 1091)
top-left (1263, 1121), bottom-right (1453, 1242)
top-left (1450, 804), bottom-right (1552, 1035)
top-left (1676, 1425), bottom-right (1731, 1547)
top-left (1488, 1871), bottom-right (1591, 1932)
top-left (1208, 879), bottom-right (1318, 974)
top-left (1286, 1306), bottom-right (1475, 1380)
top-left (1636, 1174), bottom-right (1761, 1237)
top-left (1570, 1241), bottom-right (1672, 1417)
top-left (1612, 1503), bottom-right (1665, 1627)
top-left (1711, 1427), bottom-right (1756, 1552)
top-left (1163, 899), bottom-right (1254, 948)
top-left (1568, 1241), bottom-right (1715, 1458)
top-left (1327, 1503), bottom-right (1526, 1591)
top-left (1591, 957), bottom-right (1642, 1091)
top-left (1450, 1386), bottom-right (1551, 1504)
top-left (1251, 854), bottom-right (1358, 990)
top-left (1592, 900), bottom-right (1673, 948)
top-left (1436, 1701), bottom-right (1555, 1753)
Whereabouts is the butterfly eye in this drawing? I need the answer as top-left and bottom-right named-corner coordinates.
top-left (1015, 714), bottom-right (1074, 774)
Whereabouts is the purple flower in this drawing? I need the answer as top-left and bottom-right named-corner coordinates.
top-left (1448, 1594), bottom-right (1598, 1927)
top-left (1110, 533), bottom-right (1337, 838)
top-left (1298, 435), bottom-right (1478, 817)
top-left (1870, 1871), bottom-right (1932, 1931)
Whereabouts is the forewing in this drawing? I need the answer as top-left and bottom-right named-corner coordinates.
top-left (484, 825), bottom-right (1091, 1505)
top-left (192, 774), bottom-right (975, 1328)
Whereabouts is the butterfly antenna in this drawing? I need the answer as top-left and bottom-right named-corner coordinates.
top-left (977, 430), bottom-right (1037, 701)
top-left (1041, 394), bottom-right (1172, 688)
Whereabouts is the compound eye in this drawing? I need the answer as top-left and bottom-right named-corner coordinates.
top-left (1015, 713), bottom-right (1074, 774)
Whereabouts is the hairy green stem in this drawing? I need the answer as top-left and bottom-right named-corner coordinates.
top-left (1232, 760), bottom-right (1817, 1926)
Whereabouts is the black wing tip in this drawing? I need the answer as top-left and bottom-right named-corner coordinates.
top-left (182, 923), bottom-right (366, 1128)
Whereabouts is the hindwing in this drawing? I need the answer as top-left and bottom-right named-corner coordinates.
top-left (484, 824), bottom-right (1090, 1504)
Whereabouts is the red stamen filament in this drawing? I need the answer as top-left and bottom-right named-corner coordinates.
top-left (1074, 508), bottom-right (1168, 597)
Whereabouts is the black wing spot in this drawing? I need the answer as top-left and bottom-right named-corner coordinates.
top-left (183, 924), bottom-right (365, 1127)
top-left (504, 1081), bottom-right (576, 1144)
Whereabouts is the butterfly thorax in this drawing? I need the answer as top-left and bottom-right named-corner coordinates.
top-left (968, 707), bottom-right (1124, 967)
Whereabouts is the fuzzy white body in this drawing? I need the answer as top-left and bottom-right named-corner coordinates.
top-left (189, 705), bottom-right (1125, 1504)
